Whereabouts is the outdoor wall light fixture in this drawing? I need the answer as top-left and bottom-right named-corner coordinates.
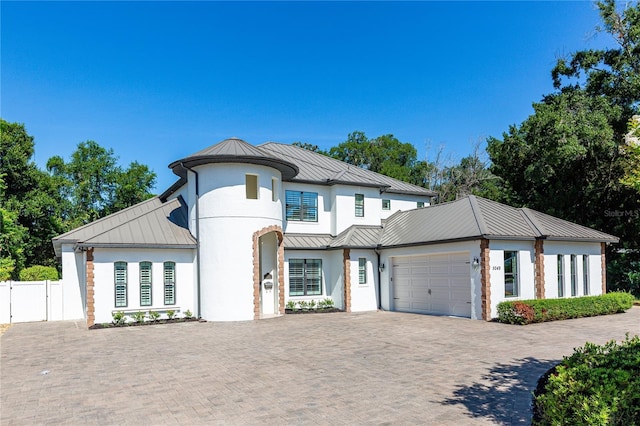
top-left (472, 257), bottom-right (480, 269)
top-left (378, 263), bottom-right (385, 272)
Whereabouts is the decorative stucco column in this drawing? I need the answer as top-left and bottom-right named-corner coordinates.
top-left (86, 248), bottom-right (95, 328)
top-left (534, 239), bottom-right (545, 299)
top-left (480, 239), bottom-right (491, 321)
top-left (343, 249), bottom-right (351, 313)
top-left (601, 242), bottom-right (607, 294)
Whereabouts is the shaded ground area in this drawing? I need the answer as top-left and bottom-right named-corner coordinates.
top-left (1, 307), bottom-right (638, 425)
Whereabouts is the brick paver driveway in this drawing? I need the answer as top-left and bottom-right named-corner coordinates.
top-left (2, 308), bottom-right (639, 425)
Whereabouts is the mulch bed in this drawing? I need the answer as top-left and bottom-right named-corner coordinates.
top-left (89, 317), bottom-right (203, 329)
top-left (285, 308), bottom-right (343, 315)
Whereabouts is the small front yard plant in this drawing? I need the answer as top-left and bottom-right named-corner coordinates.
top-left (148, 310), bottom-right (160, 322)
top-left (184, 309), bottom-right (193, 319)
top-left (132, 311), bottom-right (146, 323)
top-left (533, 335), bottom-right (640, 425)
top-left (166, 309), bottom-right (176, 320)
top-left (285, 298), bottom-right (341, 314)
top-left (497, 292), bottom-right (634, 324)
top-left (112, 310), bottom-right (126, 326)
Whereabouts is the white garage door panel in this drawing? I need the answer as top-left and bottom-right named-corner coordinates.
top-left (392, 252), bottom-right (471, 318)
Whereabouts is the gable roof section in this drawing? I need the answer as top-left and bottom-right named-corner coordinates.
top-left (259, 142), bottom-right (435, 197)
top-left (169, 137), bottom-right (299, 180)
top-left (52, 197), bottom-right (196, 256)
top-left (330, 225), bottom-right (383, 248)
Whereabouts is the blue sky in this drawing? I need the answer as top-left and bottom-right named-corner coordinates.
top-left (2, 1), bottom-right (612, 192)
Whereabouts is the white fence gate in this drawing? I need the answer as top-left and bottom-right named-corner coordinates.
top-left (0, 280), bottom-right (64, 324)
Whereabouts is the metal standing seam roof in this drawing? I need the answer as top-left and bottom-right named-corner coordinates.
top-left (379, 195), bottom-right (619, 248)
top-left (52, 197), bottom-right (196, 256)
top-left (169, 137), bottom-right (299, 180)
top-left (259, 142), bottom-right (435, 197)
top-left (283, 234), bottom-right (334, 250)
top-left (330, 226), bottom-right (384, 248)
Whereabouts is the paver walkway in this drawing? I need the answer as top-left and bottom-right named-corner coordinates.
top-left (1, 308), bottom-right (639, 425)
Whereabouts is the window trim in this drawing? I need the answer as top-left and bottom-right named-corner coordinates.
top-left (358, 258), bottom-right (367, 285)
top-left (355, 193), bottom-right (364, 217)
top-left (246, 174), bottom-right (258, 200)
top-left (557, 254), bottom-right (565, 298)
top-left (288, 259), bottom-right (323, 296)
top-left (114, 261), bottom-right (128, 308)
top-left (271, 177), bottom-right (278, 202)
top-left (139, 261), bottom-right (152, 307)
top-left (163, 261), bottom-right (176, 305)
top-left (382, 199), bottom-right (390, 210)
top-left (504, 251), bottom-right (519, 297)
top-left (583, 255), bottom-right (589, 295)
top-left (285, 190), bottom-right (318, 222)
top-left (570, 254), bottom-right (578, 296)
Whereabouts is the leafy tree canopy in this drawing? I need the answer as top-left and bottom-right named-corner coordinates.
top-left (488, 0), bottom-right (640, 295)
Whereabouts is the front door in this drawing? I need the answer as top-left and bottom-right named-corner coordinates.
top-left (259, 232), bottom-right (279, 316)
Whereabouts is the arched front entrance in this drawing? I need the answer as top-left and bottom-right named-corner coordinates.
top-left (252, 226), bottom-right (285, 319)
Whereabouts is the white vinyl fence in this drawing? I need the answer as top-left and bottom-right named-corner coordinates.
top-left (0, 280), bottom-right (65, 324)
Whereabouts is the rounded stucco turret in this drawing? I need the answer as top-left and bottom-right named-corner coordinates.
top-left (169, 138), bottom-right (298, 321)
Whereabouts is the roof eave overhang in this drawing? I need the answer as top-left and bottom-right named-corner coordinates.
top-left (76, 243), bottom-right (197, 250)
top-left (159, 178), bottom-right (187, 201)
top-left (170, 155), bottom-right (299, 180)
top-left (543, 236), bottom-right (620, 243)
top-left (383, 188), bottom-right (437, 197)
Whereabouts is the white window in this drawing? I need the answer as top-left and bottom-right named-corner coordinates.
top-left (571, 255), bottom-right (578, 296)
top-left (246, 174), bottom-right (258, 199)
top-left (583, 255), bottom-right (589, 295)
top-left (355, 194), bottom-right (364, 217)
top-left (289, 259), bottom-right (322, 296)
top-left (114, 262), bottom-right (127, 308)
top-left (382, 199), bottom-right (390, 210)
top-left (557, 255), bottom-right (565, 297)
top-left (504, 251), bottom-right (518, 297)
top-left (272, 178), bottom-right (278, 202)
top-left (140, 261), bottom-right (152, 306)
top-left (358, 258), bottom-right (367, 284)
top-left (286, 191), bottom-right (318, 222)
top-left (164, 262), bottom-right (176, 305)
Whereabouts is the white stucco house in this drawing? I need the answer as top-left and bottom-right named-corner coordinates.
top-left (52, 138), bottom-right (619, 327)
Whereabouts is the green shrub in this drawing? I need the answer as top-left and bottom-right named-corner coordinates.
top-left (286, 300), bottom-right (296, 310)
top-left (533, 335), bottom-right (640, 425)
top-left (18, 265), bottom-right (59, 281)
top-left (112, 311), bottom-right (126, 326)
top-left (132, 311), bottom-right (146, 323)
top-left (497, 292), bottom-right (634, 324)
top-left (166, 309), bottom-right (176, 319)
top-left (184, 309), bottom-right (193, 319)
top-left (0, 257), bottom-right (15, 281)
top-left (148, 311), bottom-right (160, 322)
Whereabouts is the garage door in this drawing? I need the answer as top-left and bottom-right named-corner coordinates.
top-left (392, 252), bottom-right (471, 317)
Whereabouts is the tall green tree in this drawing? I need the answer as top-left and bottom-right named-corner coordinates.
top-left (329, 131), bottom-right (418, 182)
top-left (0, 119), bottom-right (65, 271)
top-left (488, 0), bottom-right (640, 295)
top-left (47, 140), bottom-right (157, 228)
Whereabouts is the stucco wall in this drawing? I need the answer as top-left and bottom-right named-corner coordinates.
top-left (60, 244), bottom-right (87, 320)
top-left (487, 241), bottom-right (536, 318)
top-left (284, 250), bottom-right (341, 307)
top-left (331, 186), bottom-right (382, 235)
top-left (348, 249), bottom-right (378, 312)
top-left (542, 241), bottom-right (603, 299)
top-left (380, 194), bottom-right (430, 219)
top-left (92, 248), bottom-right (196, 325)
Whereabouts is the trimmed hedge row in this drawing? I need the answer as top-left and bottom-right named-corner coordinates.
top-left (497, 292), bottom-right (634, 325)
top-left (533, 335), bottom-right (640, 425)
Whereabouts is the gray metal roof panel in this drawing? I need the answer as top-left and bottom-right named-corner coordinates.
top-left (53, 197), bottom-right (196, 256)
top-left (522, 208), bottom-right (619, 242)
top-left (473, 197), bottom-right (539, 238)
top-left (330, 226), bottom-right (383, 248)
top-left (284, 233), bottom-right (334, 249)
top-left (169, 138), bottom-right (299, 180)
top-left (380, 199), bottom-right (483, 247)
top-left (259, 143), bottom-right (435, 196)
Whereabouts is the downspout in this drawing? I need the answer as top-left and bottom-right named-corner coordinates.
top-left (375, 247), bottom-right (382, 310)
top-left (182, 163), bottom-right (202, 319)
